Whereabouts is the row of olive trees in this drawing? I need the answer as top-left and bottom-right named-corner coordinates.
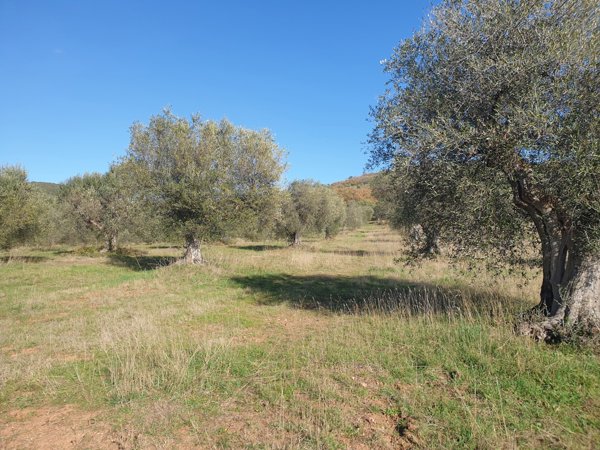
top-left (1, 111), bottom-right (374, 259)
top-left (0, 164), bottom-right (160, 252)
top-left (122, 111), bottom-right (372, 257)
top-left (277, 180), bottom-right (374, 246)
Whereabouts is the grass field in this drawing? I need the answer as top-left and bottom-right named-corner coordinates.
top-left (1, 224), bottom-right (599, 449)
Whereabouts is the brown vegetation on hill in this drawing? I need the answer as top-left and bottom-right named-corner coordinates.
top-left (331, 173), bottom-right (378, 204)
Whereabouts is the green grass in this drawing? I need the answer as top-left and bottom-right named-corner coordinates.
top-left (0, 224), bottom-right (598, 449)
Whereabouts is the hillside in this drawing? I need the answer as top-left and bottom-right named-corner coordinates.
top-left (32, 181), bottom-right (61, 196)
top-left (330, 172), bottom-right (379, 204)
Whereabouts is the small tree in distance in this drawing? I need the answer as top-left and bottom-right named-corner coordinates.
top-left (319, 188), bottom-right (347, 239)
top-left (61, 164), bottom-right (137, 252)
top-left (345, 201), bottom-right (374, 230)
top-left (278, 180), bottom-right (346, 245)
top-left (127, 109), bottom-right (286, 264)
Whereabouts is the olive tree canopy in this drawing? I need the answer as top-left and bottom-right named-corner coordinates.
top-left (126, 110), bottom-right (286, 263)
top-left (61, 164), bottom-right (137, 252)
top-left (370, 0), bottom-right (599, 338)
top-left (0, 166), bottom-right (44, 250)
top-left (278, 180), bottom-right (346, 245)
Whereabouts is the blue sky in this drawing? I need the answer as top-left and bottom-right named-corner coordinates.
top-left (0, 1), bottom-right (430, 184)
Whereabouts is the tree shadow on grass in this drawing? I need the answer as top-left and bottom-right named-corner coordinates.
top-left (0, 255), bottom-right (49, 264)
top-left (108, 254), bottom-right (177, 271)
top-left (304, 247), bottom-right (397, 257)
top-left (234, 244), bottom-right (287, 251)
top-left (52, 249), bottom-right (75, 255)
top-left (231, 273), bottom-right (523, 317)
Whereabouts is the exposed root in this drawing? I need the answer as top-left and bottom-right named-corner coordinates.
top-left (516, 318), bottom-right (563, 343)
top-left (173, 257), bottom-right (205, 266)
top-left (517, 312), bottom-right (600, 345)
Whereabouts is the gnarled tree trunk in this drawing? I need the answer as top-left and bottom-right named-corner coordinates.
top-left (562, 255), bottom-right (600, 330)
top-left (422, 225), bottom-right (440, 256)
top-left (106, 234), bottom-right (118, 253)
top-left (408, 224), bottom-right (440, 256)
top-left (290, 231), bottom-right (301, 246)
top-left (512, 177), bottom-right (600, 340)
top-left (182, 234), bottom-right (204, 264)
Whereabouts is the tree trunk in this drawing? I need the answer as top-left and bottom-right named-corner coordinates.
top-left (290, 231), bottom-right (301, 246)
top-left (182, 234), bottom-right (204, 264)
top-left (408, 224), bottom-right (440, 256)
top-left (325, 227), bottom-right (338, 240)
top-left (511, 177), bottom-right (600, 339)
top-left (555, 254), bottom-right (600, 328)
top-left (106, 234), bottom-right (118, 252)
top-left (422, 225), bottom-right (440, 256)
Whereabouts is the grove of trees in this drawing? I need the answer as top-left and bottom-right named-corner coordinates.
top-left (277, 180), bottom-right (347, 245)
top-left (1, 110), bottom-right (381, 263)
top-left (3, 1), bottom-right (596, 341)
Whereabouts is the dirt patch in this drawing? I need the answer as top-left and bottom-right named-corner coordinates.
top-left (27, 312), bottom-right (70, 324)
top-left (348, 411), bottom-right (420, 450)
top-left (192, 405), bottom-right (303, 449)
top-left (0, 406), bottom-right (117, 450)
top-left (7, 347), bottom-right (40, 359)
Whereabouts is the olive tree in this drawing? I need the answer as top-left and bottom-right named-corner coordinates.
top-left (370, 172), bottom-right (396, 222)
top-left (0, 166), bottom-right (44, 249)
top-left (126, 110), bottom-right (286, 264)
top-left (345, 201), bottom-right (374, 230)
top-left (370, 0), bottom-right (599, 338)
top-left (61, 163), bottom-right (138, 252)
top-left (319, 188), bottom-right (347, 239)
top-left (278, 180), bottom-right (346, 245)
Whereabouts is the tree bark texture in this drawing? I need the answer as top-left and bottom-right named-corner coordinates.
top-left (512, 177), bottom-right (600, 339)
top-left (290, 231), bottom-right (301, 246)
top-left (106, 234), bottom-right (118, 252)
top-left (182, 234), bottom-right (204, 264)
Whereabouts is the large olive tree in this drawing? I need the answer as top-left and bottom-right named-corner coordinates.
top-left (126, 110), bottom-right (286, 264)
top-left (370, 0), bottom-right (599, 338)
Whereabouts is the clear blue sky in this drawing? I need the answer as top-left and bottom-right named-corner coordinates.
top-left (0, 1), bottom-right (430, 184)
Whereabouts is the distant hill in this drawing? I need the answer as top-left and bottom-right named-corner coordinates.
top-left (330, 173), bottom-right (379, 204)
top-left (32, 181), bottom-right (61, 196)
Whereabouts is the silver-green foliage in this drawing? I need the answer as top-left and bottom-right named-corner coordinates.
top-left (126, 110), bottom-right (286, 250)
top-left (345, 201), bottom-right (374, 230)
top-left (61, 164), bottom-right (139, 251)
top-left (0, 166), bottom-right (45, 250)
top-left (370, 0), bottom-right (599, 331)
top-left (279, 180), bottom-right (346, 243)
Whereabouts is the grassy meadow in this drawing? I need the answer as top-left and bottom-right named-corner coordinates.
top-left (0, 224), bottom-right (599, 449)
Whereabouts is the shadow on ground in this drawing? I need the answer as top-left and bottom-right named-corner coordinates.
top-left (0, 255), bottom-right (49, 264)
top-left (148, 244), bottom-right (182, 249)
top-left (304, 247), bottom-right (398, 257)
top-left (234, 244), bottom-right (286, 252)
top-left (108, 254), bottom-right (177, 271)
top-left (232, 273), bottom-right (523, 316)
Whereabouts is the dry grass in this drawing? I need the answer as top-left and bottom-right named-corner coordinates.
top-left (0, 224), bottom-right (598, 449)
